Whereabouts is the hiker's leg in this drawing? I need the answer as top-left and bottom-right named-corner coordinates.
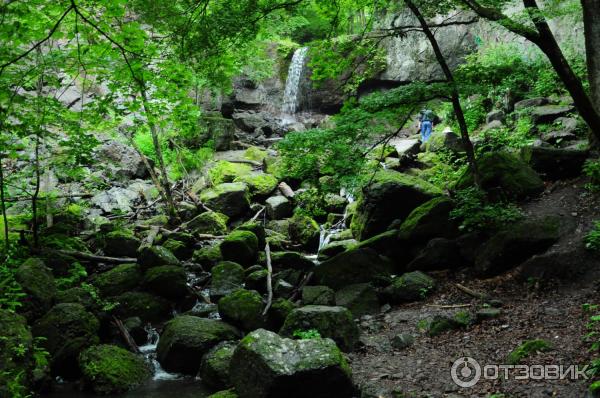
top-left (423, 122), bottom-right (432, 142)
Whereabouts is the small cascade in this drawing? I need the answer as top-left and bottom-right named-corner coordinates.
top-left (282, 47), bottom-right (309, 116)
top-left (139, 325), bottom-right (181, 381)
top-left (316, 190), bottom-right (356, 254)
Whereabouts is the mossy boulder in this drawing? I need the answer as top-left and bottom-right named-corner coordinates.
top-left (218, 289), bottom-right (266, 331)
top-left (521, 146), bottom-right (588, 180)
top-left (288, 214), bottom-right (320, 251)
top-left (314, 247), bottom-right (395, 290)
top-left (209, 161), bottom-right (253, 185)
top-left (474, 216), bottom-right (560, 276)
top-left (92, 263), bottom-right (141, 297)
top-left (318, 239), bottom-right (356, 261)
top-left (229, 329), bottom-right (354, 398)
top-left (267, 298), bottom-right (297, 331)
top-left (143, 265), bottom-right (188, 300)
top-left (270, 251), bottom-right (314, 271)
top-left (220, 230), bottom-right (259, 267)
top-left (104, 229), bottom-right (140, 257)
top-left (200, 182), bottom-right (250, 219)
top-left (0, 310), bottom-right (36, 397)
top-left (280, 305), bottom-right (360, 352)
top-left (236, 221), bottom-right (266, 248)
top-left (138, 245), bottom-right (180, 269)
top-left (187, 211), bottom-right (229, 236)
top-left (244, 146), bottom-right (269, 162)
top-left (302, 285), bottom-right (335, 306)
top-left (245, 269), bottom-right (268, 293)
top-left (397, 197), bottom-right (457, 242)
top-left (156, 315), bottom-right (240, 374)
top-left (193, 243), bottom-right (223, 270)
top-left (425, 313), bottom-right (470, 337)
top-left (163, 238), bottom-right (193, 260)
top-left (55, 287), bottom-right (97, 310)
top-left (351, 170), bottom-right (441, 241)
top-left (406, 238), bottom-right (462, 272)
top-left (507, 339), bottom-right (552, 365)
top-left (79, 345), bottom-right (151, 395)
top-left (265, 195), bottom-right (293, 220)
top-left (382, 271), bottom-right (435, 303)
top-left (335, 283), bottom-right (379, 318)
top-left (456, 151), bottom-right (544, 200)
top-left (208, 390), bottom-right (239, 398)
top-left (199, 341), bottom-right (238, 389)
top-left (113, 291), bottom-right (172, 323)
top-left (210, 261), bottom-right (245, 300)
top-left (15, 257), bottom-right (56, 320)
top-left (32, 303), bottom-right (100, 379)
top-left (234, 172), bottom-right (278, 199)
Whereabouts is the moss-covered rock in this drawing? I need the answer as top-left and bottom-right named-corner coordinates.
top-left (265, 195), bottom-right (293, 220)
top-left (104, 229), bottom-right (140, 258)
top-left (317, 239), bottom-right (356, 261)
top-left (208, 389), bottom-right (239, 398)
top-left (79, 345), bottom-right (151, 395)
top-left (218, 289), bottom-right (265, 331)
top-left (288, 214), bottom-right (320, 251)
top-left (507, 339), bottom-right (552, 365)
top-left (200, 183), bottom-right (250, 218)
top-left (267, 298), bottom-right (297, 331)
top-left (229, 329), bottom-right (354, 398)
top-left (138, 245), bottom-right (181, 269)
top-left (244, 146), bottom-right (269, 162)
top-left (199, 341), bottom-right (237, 389)
top-left (456, 151), bottom-right (544, 200)
top-left (193, 243), bottom-right (223, 270)
top-left (397, 196), bottom-right (458, 242)
top-left (143, 265), bottom-right (188, 300)
top-left (92, 263), bottom-right (141, 297)
top-left (220, 230), bottom-right (259, 267)
top-left (209, 161), bottom-right (253, 185)
top-left (236, 222), bottom-right (266, 248)
top-left (474, 216), bottom-right (561, 276)
top-left (245, 269), bottom-right (268, 293)
top-left (280, 305), bottom-right (360, 352)
top-left (425, 313), bottom-right (470, 337)
top-left (301, 285), bottom-right (335, 306)
top-left (187, 211), bottom-right (229, 236)
top-left (234, 172), bottom-right (278, 199)
top-left (55, 287), bottom-right (97, 310)
top-left (156, 315), bottom-right (240, 374)
top-left (334, 283), bottom-right (379, 318)
top-left (0, 310), bottom-right (36, 397)
top-left (210, 261), bottom-right (245, 300)
top-left (32, 303), bottom-right (100, 379)
top-left (113, 291), bottom-right (172, 323)
top-left (163, 238), bottom-right (193, 260)
top-left (15, 257), bottom-right (56, 320)
top-left (270, 251), bottom-right (314, 271)
top-left (314, 247), bottom-right (395, 290)
top-left (350, 170), bottom-right (441, 241)
top-left (382, 271), bottom-right (435, 303)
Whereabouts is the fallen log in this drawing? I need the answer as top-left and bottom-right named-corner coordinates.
top-left (58, 250), bottom-right (136, 264)
top-left (262, 242), bottom-right (273, 316)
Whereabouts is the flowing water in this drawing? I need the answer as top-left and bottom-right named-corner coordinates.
top-left (281, 47), bottom-right (309, 116)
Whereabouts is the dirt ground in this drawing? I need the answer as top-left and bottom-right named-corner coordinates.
top-left (349, 178), bottom-right (600, 398)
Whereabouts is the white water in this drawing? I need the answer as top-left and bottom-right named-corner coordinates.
top-left (317, 191), bottom-right (355, 253)
top-left (282, 47), bottom-right (309, 115)
top-left (139, 325), bottom-right (182, 381)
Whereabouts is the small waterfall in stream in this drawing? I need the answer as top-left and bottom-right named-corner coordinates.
top-left (139, 325), bottom-right (181, 381)
top-left (282, 47), bottom-right (309, 116)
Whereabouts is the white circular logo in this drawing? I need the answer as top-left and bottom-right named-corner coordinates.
top-left (451, 357), bottom-right (481, 388)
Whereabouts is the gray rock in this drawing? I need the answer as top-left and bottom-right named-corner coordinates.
top-left (406, 238), bottom-right (462, 271)
top-left (15, 258), bottom-right (56, 320)
top-left (200, 182), bottom-right (250, 219)
top-left (530, 105), bottom-right (575, 125)
top-left (486, 109), bottom-right (505, 124)
top-left (521, 146), bottom-right (588, 180)
top-left (514, 97), bottom-right (549, 110)
top-left (382, 271), bottom-right (435, 303)
top-left (391, 333), bottom-right (414, 350)
top-left (335, 283), bottom-right (379, 318)
top-left (265, 195), bottom-right (293, 220)
top-left (199, 341), bottom-right (237, 390)
top-left (482, 119), bottom-right (504, 131)
top-left (94, 141), bottom-right (148, 180)
top-left (302, 285), bottom-right (336, 306)
top-left (210, 261), bottom-right (245, 300)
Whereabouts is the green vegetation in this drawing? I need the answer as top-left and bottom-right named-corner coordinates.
top-left (507, 339), bottom-right (552, 365)
top-left (585, 222), bottom-right (600, 251)
top-left (292, 329), bottom-right (322, 340)
top-left (450, 187), bottom-right (523, 232)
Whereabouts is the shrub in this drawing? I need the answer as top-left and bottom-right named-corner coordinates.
top-left (450, 187), bottom-right (523, 232)
top-left (585, 221), bottom-right (600, 251)
top-left (584, 159), bottom-right (600, 192)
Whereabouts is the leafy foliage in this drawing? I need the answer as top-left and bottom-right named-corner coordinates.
top-left (450, 187), bottom-right (523, 232)
top-left (292, 328), bottom-right (322, 340)
top-left (585, 221), bottom-right (600, 251)
top-left (584, 159), bottom-right (600, 192)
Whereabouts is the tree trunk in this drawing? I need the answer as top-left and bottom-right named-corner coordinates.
top-left (404, 0), bottom-right (479, 185)
top-left (582, 0), bottom-right (600, 145)
top-left (0, 151), bottom-right (8, 257)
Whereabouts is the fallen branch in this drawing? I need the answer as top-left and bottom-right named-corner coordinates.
top-left (278, 182), bottom-right (295, 199)
top-left (141, 226), bottom-right (160, 248)
top-left (228, 159), bottom-right (262, 168)
top-left (289, 271), bottom-right (314, 302)
top-left (455, 283), bottom-right (488, 300)
top-left (112, 316), bottom-right (140, 354)
top-left (426, 303), bottom-right (472, 309)
top-left (58, 250), bottom-right (136, 264)
top-left (5, 193), bottom-right (94, 203)
top-left (250, 206), bottom-right (265, 222)
top-left (262, 242), bottom-right (273, 316)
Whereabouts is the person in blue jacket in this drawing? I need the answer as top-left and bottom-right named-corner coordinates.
top-left (418, 109), bottom-right (436, 143)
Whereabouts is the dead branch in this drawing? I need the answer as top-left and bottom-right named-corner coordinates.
top-left (58, 250), bottom-right (136, 264)
top-left (262, 242), bottom-right (273, 316)
top-left (455, 283), bottom-right (488, 300)
top-left (112, 316), bottom-right (140, 354)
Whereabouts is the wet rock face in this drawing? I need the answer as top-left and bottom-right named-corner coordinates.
top-left (229, 329), bottom-right (355, 398)
top-left (156, 315), bottom-right (241, 375)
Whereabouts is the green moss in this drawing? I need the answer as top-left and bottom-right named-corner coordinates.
top-left (244, 147), bottom-right (269, 162)
top-left (207, 389), bottom-right (239, 398)
top-left (187, 211), bottom-right (229, 235)
top-left (41, 234), bottom-right (90, 252)
top-left (193, 244), bottom-right (223, 269)
top-left (507, 339), bottom-right (552, 365)
top-left (366, 144), bottom-right (396, 160)
top-left (218, 289), bottom-right (265, 331)
top-left (220, 230), bottom-right (259, 266)
top-left (79, 345), bottom-right (151, 395)
top-left (371, 169), bottom-right (442, 196)
top-left (106, 229), bottom-right (135, 240)
top-left (234, 173), bottom-right (278, 198)
top-left (92, 263), bottom-right (141, 297)
top-left (398, 197), bottom-right (454, 237)
top-left (209, 161), bottom-right (253, 185)
top-left (288, 213), bottom-right (320, 249)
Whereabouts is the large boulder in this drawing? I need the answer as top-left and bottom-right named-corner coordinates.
top-left (199, 341), bottom-right (238, 390)
top-left (156, 315), bottom-right (240, 374)
top-left (0, 310), bottom-right (36, 397)
top-left (187, 211), bottom-right (229, 236)
top-left (382, 271), bottom-right (435, 303)
top-left (220, 230), bottom-right (259, 267)
top-left (270, 251), bottom-right (314, 271)
top-left (397, 196), bottom-right (457, 242)
top-left (143, 265), bottom-right (188, 300)
top-left (521, 146), bottom-right (588, 180)
top-left (456, 152), bottom-right (544, 200)
top-left (229, 329), bottom-right (354, 398)
top-left (200, 183), bottom-right (250, 219)
top-left (314, 247), bottom-right (395, 290)
top-left (218, 289), bottom-right (266, 331)
top-left (15, 258), bottom-right (56, 319)
top-left (351, 170), bottom-right (441, 240)
top-left (193, 243), bottom-right (223, 270)
top-left (530, 105), bottom-right (575, 125)
top-left (334, 283), bottom-right (379, 318)
top-left (113, 292), bottom-right (172, 323)
top-left (406, 238), bottom-right (462, 271)
top-left (92, 263), bottom-right (142, 297)
top-left (265, 195), bottom-right (293, 220)
top-left (426, 130), bottom-right (465, 153)
top-left (474, 216), bottom-right (561, 276)
top-left (234, 172), bottom-right (278, 199)
top-left (94, 141), bottom-right (148, 180)
top-left (302, 285), bottom-right (335, 306)
top-left (210, 261), bottom-right (246, 300)
top-left (103, 229), bottom-right (140, 257)
top-left (79, 345), bottom-right (151, 395)
top-left (288, 213), bottom-right (320, 251)
top-left (32, 303), bottom-right (100, 379)
top-left (280, 305), bottom-right (360, 352)
top-left (138, 245), bottom-right (180, 269)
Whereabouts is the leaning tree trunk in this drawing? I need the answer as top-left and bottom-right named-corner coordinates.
top-left (582, 0), bottom-right (600, 146)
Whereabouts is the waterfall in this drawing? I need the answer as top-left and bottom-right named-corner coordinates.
top-left (139, 325), bottom-right (181, 381)
top-left (282, 47), bottom-right (309, 115)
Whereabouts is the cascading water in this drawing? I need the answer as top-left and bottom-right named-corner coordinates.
top-left (282, 47), bottom-right (309, 116)
top-left (139, 325), bottom-right (181, 381)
